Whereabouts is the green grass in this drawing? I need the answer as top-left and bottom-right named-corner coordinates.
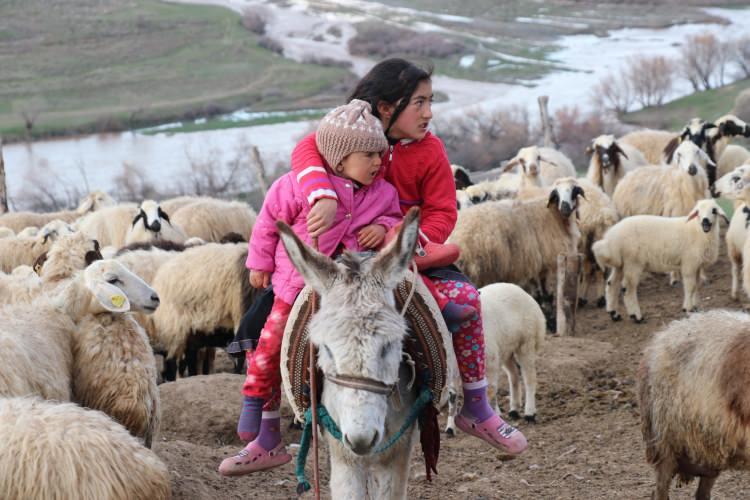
top-left (0, 0), bottom-right (354, 141)
top-left (622, 79), bottom-right (750, 131)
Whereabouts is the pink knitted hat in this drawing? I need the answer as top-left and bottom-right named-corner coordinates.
top-left (316, 99), bottom-right (388, 168)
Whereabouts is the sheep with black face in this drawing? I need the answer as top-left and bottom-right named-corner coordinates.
top-left (585, 134), bottom-right (648, 197)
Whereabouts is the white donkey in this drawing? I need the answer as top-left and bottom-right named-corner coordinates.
top-left (279, 208), bottom-right (422, 500)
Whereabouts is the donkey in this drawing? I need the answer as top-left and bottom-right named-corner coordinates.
top-left (278, 208), bottom-right (422, 500)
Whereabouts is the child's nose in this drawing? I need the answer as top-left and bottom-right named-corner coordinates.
top-left (423, 102), bottom-right (433, 120)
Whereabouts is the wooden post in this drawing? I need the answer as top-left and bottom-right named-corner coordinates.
top-left (0, 137), bottom-right (7, 213)
top-left (250, 145), bottom-right (269, 198)
top-left (537, 96), bottom-right (559, 150)
top-left (556, 253), bottom-right (582, 336)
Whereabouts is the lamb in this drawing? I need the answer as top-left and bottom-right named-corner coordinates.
top-left (501, 145), bottom-right (578, 187)
top-left (0, 219), bottom-right (75, 273)
top-left (713, 165), bottom-right (750, 299)
top-left (639, 309), bottom-right (750, 500)
top-left (451, 164), bottom-right (473, 189)
top-left (0, 190), bottom-right (115, 233)
top-left (717, 144), bottom-right (750, 178)
top-left (78, 200), bottom-right (184, 248)
top-left (585, 134), bottom-right (648, 197)
top-left (169, 198), bottom-right (256, 242)
top-left (449, 178), bottom-right (583, 295)
top-left (0, 397), bottom-right (170, 500)
top-left (612, 140), bottom-right (713, 218)
top-left (149, 242), bottom-right (256, 377)
top-left (445, 283), bottom-right (545, 435)
top-left (593, 199), bottom-right (727, 322)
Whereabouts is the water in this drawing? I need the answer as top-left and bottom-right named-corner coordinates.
top-left (5, 6), bottom-right (750, 209)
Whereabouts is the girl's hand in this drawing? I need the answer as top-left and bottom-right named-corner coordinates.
top-left (307, 198), bottom-right (338, 238)
top-left (358, 224), bottom-right (386, 249)
top-left (249, 270), bottom-right (271, 289)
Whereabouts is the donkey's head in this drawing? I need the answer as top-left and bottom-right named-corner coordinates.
top-left (278, 208), bottom-right (420, 455)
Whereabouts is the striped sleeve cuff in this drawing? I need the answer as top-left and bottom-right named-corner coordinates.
top-left (296, 165), bottom-right (337, 204)
top-left (307, 189), bottom-right (337, 205)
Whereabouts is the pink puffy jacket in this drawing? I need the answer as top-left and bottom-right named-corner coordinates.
top-left (246, 171), bottom-right (402, 304)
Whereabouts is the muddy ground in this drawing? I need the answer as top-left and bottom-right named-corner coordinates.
top-left (154, 233), bottom-right (750, 499)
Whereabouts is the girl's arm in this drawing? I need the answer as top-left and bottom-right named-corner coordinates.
top-left (291, 132), bottom-right (337, 205)
top-left (246, 175), bottom-right (303, 271)
top-left (418, 140), bottom-right (458, 243)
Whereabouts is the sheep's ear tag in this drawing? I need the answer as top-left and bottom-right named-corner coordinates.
top-left (91, 282), bottom-right (130, 312)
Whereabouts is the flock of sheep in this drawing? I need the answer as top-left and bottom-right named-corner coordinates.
top-left (1, 111), bottom-right (750, 498)
top-left (451, 112), bottom-right (750, 498)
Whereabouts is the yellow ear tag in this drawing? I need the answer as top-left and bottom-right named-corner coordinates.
top-left (111, 295), bottom-right (126, 308)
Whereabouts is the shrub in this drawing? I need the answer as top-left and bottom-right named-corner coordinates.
top-left (241, 8), bottom-right (266, 35)
top-left (258, 36), bottom-right (283, 55)
top-left (348, 23), bottom-right (463, 59)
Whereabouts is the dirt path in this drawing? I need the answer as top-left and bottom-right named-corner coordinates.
top-left (154, 227), bottom-right (750, 499)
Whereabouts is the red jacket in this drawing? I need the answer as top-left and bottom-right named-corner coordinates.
top-left (291, 131), bottom-right (457, 243)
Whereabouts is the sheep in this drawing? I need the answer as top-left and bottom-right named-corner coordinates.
top-left (445, 283), bottom-right (545, 435)
top-left (68, 259), bottom-right (161, 448)
top-left (572, 178), bottom-right (620, 308)
top-left (169, 198), bottom-right (256, 242)
top-left (585, 134), bottom-right (648, 197)
top-left (0, 267), bottom-right (41, 305)
top-left (501, 145), bottom-right (578, 187)
top-left (449, 178), bottom-right (583, 297)
top-left (78, 200), bottom-right (184, 248)
top-left (457, 177), bottom-right (516, 209)
top-left (713, 165), bottom-right (750, 299)
top-left (159, 195), bottom-right (212, 214)
top-left (593, 199), bottom-right (727, 323)
top-left (451, 164), bottom-right (473, 189)
top-left (37, 231), bottom-right (103, 292)
top-left (149, 242), bottom-right (256, 378)
top-left (619, 128), bottom-right (676, 165)
top-left (0, 219), bottom-right (75, 273)
top-left (0, 190), bottom-right (115, 233)
top-left (717, 144), bottom-right (750, 178)
top-left (0, 227), bottom-right (14, 238)
top-left (0, 397), bottom-right (170, 500)
top-left (638, 309), bottom-right (750, 500)
top-left (706, 114), bottom-right (750, 168)
top-left (612, 140), bottom-right (713, 219)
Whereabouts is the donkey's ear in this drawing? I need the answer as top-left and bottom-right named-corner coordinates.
top-left (277, 221), bottom-right (338, 293)
top-left (373, 207), bottom-right (420, 288)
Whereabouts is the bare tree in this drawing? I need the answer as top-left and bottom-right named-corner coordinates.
top-left (734, 36), bottom-right (750, 79)
top-left (680, 32), bottom-right (721, 91)
top-left (554, 106), bottom-right (610, 168)
top-left (591, 73), bottom-right (633, 114)
top-left (112, 162), bottom-right (161, 202)
top-left (626, 55), bottom-right (674, 108)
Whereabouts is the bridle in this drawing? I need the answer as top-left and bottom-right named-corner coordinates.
top-left (325, 373), bottom-right (397, 396)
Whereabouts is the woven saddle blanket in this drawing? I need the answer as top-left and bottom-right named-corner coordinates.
top-left (280, 270), bottom-right (457, 422)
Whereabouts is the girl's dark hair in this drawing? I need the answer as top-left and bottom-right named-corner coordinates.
top-left (348, 58), bottom-right (433, 136)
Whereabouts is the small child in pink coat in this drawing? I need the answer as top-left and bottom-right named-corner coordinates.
top-left (219, 99), bottom-right (402, 477)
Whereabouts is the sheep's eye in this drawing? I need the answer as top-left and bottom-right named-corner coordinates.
top-left (106, 277), bottom-right (120, 285)
top-left (712, 208), bottom-right (717, 214)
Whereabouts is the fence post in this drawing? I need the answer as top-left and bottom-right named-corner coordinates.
top-left (250, 145), bottom-right (269, 198)
top-left (537, 96), bottom-right (559, 150)
top-left (556, 253), bottom-right (582, 336)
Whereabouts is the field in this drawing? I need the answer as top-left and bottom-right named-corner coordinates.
top-left (0, 0), bottom-right (353, 141)
top-left (154, 229), bottom-right (750, 499)
top-left (1, 0), bottom-right (746, 141)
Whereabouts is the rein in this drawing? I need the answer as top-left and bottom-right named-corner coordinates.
top-left (295, 386), bottom-right (433, 494)
top-left (326, 374), bottom-right (396, 396)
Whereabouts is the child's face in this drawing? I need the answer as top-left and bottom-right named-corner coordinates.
top-left (339, 151), bottom-right (382, 186)
top-left (387, 79), bottom-right (433, 141)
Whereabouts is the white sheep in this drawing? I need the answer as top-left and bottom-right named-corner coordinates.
top-left (0, 227), bottom-right (13, 238)
top-left (159, 195), bottom-right (212, 214)
top-left (0, 219), bottom-right (75, 273)
top-left (0, 266), bottom-right (41, 305)
top-left (445, 283), bottom-right (545, 435)
top-left (0, 190), bottom-right (115, 233)
top-left (713, 165), bottom-right (750, 299)
top-left (16, 226), bottom-right (39, 238)
top-left (639, 309), bottom-right (750, 500)
top-left (78, 200), bottom-right (184, 248)
top-left (593, 199), bottom-right (727, 322)
top-left (585, 134), bottom-right (648, 197)
top-left (457, 177), bottom-right (516, 209)
top-left (170, 198), bottom-right (256, 242)
top-left (450, 178), bottom-right (583, 296)
top-left (717, 144), bottom-right (750, 178)
top-left (501, 145), bottom-right (578, 187)
top-left (612, 141), bottom-right (713, 218)
top-left (618, 128), bottom-right (676, 165)
top-left (0, 397), bottom-right (170, 500)
top-left (149, 242), bottom-right (256, 372)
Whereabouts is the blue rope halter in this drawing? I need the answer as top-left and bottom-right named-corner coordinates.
top-left (295, 386), bottom-right (433, 494)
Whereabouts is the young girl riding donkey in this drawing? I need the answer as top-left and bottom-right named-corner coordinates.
top-left (218, 99), bottom-right (404, 476)
top-left (292, 58), bottom-right (529, 456)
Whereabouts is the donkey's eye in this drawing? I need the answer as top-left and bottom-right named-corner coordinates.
top-left (323, 345), bottom-right (334, 360)
top-left (380, 343), bottom-right (394, 358)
